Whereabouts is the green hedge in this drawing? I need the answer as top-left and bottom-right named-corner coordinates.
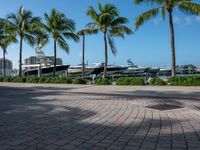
top-left (0, 76), bottom-right (74, 84)
top-left (72, 78), bottom-right (87, 84)
top-left (0, 77), bottom-right (4, 82)
top-left (116, 77), bottom-right (145, 86)
top-left (12, 77), bottom-right (27, 83)
top-left (95, 78), bottom-right (111, 85)
top-left (170, 76), bottom-right (200, 86)
top-left (149, 78), bottom-right (167, 86)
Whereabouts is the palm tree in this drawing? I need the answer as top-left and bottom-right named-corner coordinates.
top-left (77, 29), bottom-right (98, 79)
top-left (87, 3), bottom-right (133, 78)
top-left (134, 0), bottom-right (200, 77)
top-left (44, 9), bottom-right (79, 77)
top-left (0, 20), bottom-right (17, 77)
top-left (0, 36), bottom-right (17, 77)
top-left (4, 6), bottom-right (42, 77)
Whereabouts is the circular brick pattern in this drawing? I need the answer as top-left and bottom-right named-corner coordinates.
top-left (0, 84), bottom-right (200, 150)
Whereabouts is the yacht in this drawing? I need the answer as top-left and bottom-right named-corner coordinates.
top-left (23, 65), bottom-right (70, 77)
top-left (67, 63), bottom-right (104, 78)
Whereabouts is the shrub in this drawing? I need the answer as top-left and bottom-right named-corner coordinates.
top-left (44, 77), bottom-right (54, 83)
top-left (12, 77), bottom-right (27, 83)
top-left (72, 78), bottom-right (87, 84)
top-left (60, 77), bottom-right (73, 84)
top-left (116, 77), bottom-right (145, 86)
top-left (27, 77), bottom-right (40, 83)
top-left (0, 77), bottom-right (4, 82)
top-left (95, 78), bottom-right (111, 85)
top-left (3, 77), bottom-right (13, 82)
top-left (38, 77), bottom-right (47, 83)
top-left (170, 76), bottom-right (200, 86)
top-left (149, 78), bottom-right (167, 86)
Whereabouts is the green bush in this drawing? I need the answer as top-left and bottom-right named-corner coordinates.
top-left (95, 78), bottom-right (111, 85)
top-left (116, 77), bottom-right (145, 86)
top-left (149, 78), bottom-right (167, 86)
top-left (44, 77), bottom-right (53, 83)
top-left (72, 78), bottom-right (87, 84)
top-left (12, 77), bottom-right (27, 83)
top-left (27, 77), bottom-right (40, 83)
top-left (60, 77), bottom-right (73, 84)
top-left (38, 77), bottom-right (47, 83)
top-left (0, 77), bottom-right (4, 82)
top-left (170, 76), bottom-right (200, 86)
top-left (3, 77), bottom-right (13, 82)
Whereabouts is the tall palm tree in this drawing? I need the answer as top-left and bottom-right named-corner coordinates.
top-left (0, 20), bottom-right (17, 77)
top-left (134, 0), bottom-right (200, 77)
top-left (87, 3), bottom-right (133, 78)
top-left (44, 9), bottom-right (79, 77)
top-left (77, 29), bottom-right (98, 79)
top-left (4, 6), bottom-right (42, 77)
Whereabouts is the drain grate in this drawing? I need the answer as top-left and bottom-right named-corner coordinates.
top-left (146, 104), bottom-right (183, 111)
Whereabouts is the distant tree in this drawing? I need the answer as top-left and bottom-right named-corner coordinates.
top-left (77, 29), bottom-right (98, 78)
top-left (134, 0), bottom-right (200, 77)
top-left (87, 3), bottom-right (133, 78)
top-left (44, 9), bottom-right (79, 77)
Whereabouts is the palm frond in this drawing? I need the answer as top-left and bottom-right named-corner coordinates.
top-left (87, 6), bottom-right (99, 22)
top-left (178, 1), bottom-right (200, 15)
top-left (24, 33), bottom-right (35, 47)
top-left (134, 0), bottom-right (164, 5)
top-left (62, 32), bottom-right (79, 42)
top-left (107, 33), bottom-right (117, 55)
top-left (161, 6), bottom-right (166, 20)
top-left (135, 7), bottom-right (159, 31)
top-left (77, 28), bottom-right (98, 35)
top-left (57, 35), bottom-right (69, 53)
top-left (110, 25), bottom-right (133, 38)
top-left (111, 17), bottom-right (128, 27)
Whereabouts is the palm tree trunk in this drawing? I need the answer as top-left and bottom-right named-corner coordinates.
top-left (82, 34), bottom-right (85, 79)
top-left (53, 38), bottom-right (57, 77)
top-left (103, 32), bottom-right (108, 78)
top-left (168, 10), bottom-right (176, 77)
top-left (3, 49), bottom-right (6, 77)
top-left (19, 37), bottom-right (23, 77)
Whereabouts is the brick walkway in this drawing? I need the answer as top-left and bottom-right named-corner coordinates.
top-left (0, 83), bottom-right (200, 150)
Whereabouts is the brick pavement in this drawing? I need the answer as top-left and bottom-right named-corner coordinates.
top-left (0, 83), bottom-right (200, 150)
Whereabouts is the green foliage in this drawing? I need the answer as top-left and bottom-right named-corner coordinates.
top-left (44, 9), bottom-right (79, 53)
top-left (72, 78), bottom-right (87, 84)
top-left (38, 77), bottom-right (47, 83)
top-left (12, 77), bottom-right (27, 83)
top-left (95, 78), bottom-right (111, 85)
top-left (87, 3), bottom-right (133, 55)
top-left (170, 76), bottom-right (200, 86)
top-left (149, 78), bottom-right (167, 86)
top-left (0, 77), bottom-right (4, 82)
top-left (27, 77), bottom-right (40, 83)
top-left (3, 77), bottom-right (13, 82)
top-left (134, 0), bottom-right (200, 31)
top-left (116, 77), bottom-right (145, 86)
top-left (60, 77), bottom-right (73, 84)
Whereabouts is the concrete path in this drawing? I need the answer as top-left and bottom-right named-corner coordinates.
top-left (0, 83), bottom-right (200, 150)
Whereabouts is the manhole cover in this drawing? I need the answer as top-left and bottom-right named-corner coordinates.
top-left (146, 104), bottom-right (183, 111)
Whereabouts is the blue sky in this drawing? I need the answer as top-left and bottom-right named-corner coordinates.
top-left (0, 0), bottom-right (200, 69)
